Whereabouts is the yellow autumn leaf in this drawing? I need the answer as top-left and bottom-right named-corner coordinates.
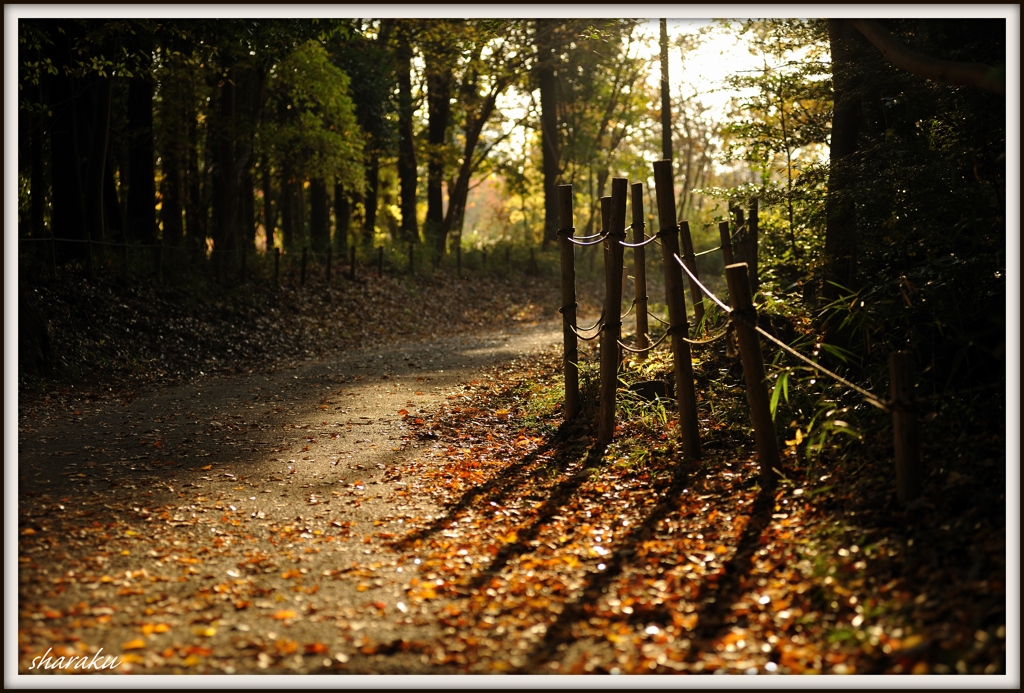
top-left (122, 638), bottom-right (146, 650)
top-left (271, 609), bottom-right (297, 620)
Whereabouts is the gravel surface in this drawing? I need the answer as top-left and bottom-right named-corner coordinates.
top-left (16, 321), bottom-right (561, 675)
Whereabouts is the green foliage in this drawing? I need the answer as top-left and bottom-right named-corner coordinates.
top-left (262, 40), bottom-right (365, 191)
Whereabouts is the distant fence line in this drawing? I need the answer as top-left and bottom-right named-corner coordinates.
top-left (18, 234), bottom-right (543, 285)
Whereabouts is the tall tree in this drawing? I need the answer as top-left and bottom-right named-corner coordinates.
top-left (421, 20), bottom-right (459, 252)
top-left (436, 20), bottom-right (524, 251)
top-left (395, 20), bottom-right (419, 244)
top-left (534, 18), bottom-right (562, 248)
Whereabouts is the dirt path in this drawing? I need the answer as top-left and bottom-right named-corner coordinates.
top-left (16, 321), bottom-right (561, 675)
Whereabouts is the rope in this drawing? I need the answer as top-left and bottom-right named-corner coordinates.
top-left (620, 223), bottom-right (660, 248)
top-left (620, 299), bottom-right (637, 321)
top-left (679, 322), bottom-right (732, 347)
top-left (673, 254), bottom-right (731, 313)
top-left (571, 323), bottom-right (604, 341)
top-left (648, 311), bottom-right (670, 327)
top-left (574, 309), bottom-right (605, 333)
top-left (670, 253), bottom-right (889, 410)
top-left (618, 329), bottom-right (671, 354)
top-left (744, 316), bottom-right (890, 411)
top-left (693, 245), bottom-right (721, 258)
top-left (565, 233), bottom-right (609, 247)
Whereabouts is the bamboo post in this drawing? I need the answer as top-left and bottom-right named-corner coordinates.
top-left (748, 197), bottom-right (759, 293)
top-left (457, 243), bottom-right (462, 278)
top-left (889, 351), bottom-right (921, 504)
top-left (240, 244), bottom-right (247, 283)
top-left (326, 247), bottom-right (332, 283)
top-left (718, 221), bottom-right (735, 267)
top-left (274, 247), bottom-right (280, 284)
top-left (652, 160), bottom-right (701, 459)
top-left (300, 247), bottom-right (308, 285)
top-left (598, 178), bottom-right (629, 445)
top-left (631, 183), bottom-right (650, 361)
top-left (678, 220), bottom-right (707, 334)
top-left (377, 246), bottom-right (384, 277)
top-left (408, 243), bottom-right (414, 275)
top-left (557, 184), bottom-right (580, 422)
top-left (600, 196), bottom-right (611, 272)
top-left (156, 242), bottom-right (163, 281)
top-left (725, 263), bottom-right (779, 488)
top-left (349, 244), bottom-right (356, 280)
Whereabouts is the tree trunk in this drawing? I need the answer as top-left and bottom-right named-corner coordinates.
top-left (161, 145), bottom-right (184, 246)
top-left (240, 167), bottom-right (256, 251)
top-left (362, 154), bottom-right (379, 246)
top-left (261, 156), bottom-right (274, 251)
top-left (334, 181), bottom-right (350, 251)
top-left (823, 19), bottom-right (863, 303)
top-left (536, 19), bottom-right (561, 249)
top-left (47, 31), bottom-right (88, 261)
top-left (425, 67), bottom-right (451, 253)
top-left (184, 86), bottom-right (206, 256)
top-left (211, 64), bottom-right (239, 276)
top-left (29, 71), bottom-right (46, 239)
top-left (84, 77), bottom-right (112, 244)
top-left (849, 18), bottom-right (1005, 95)
top-left (127, 71), bottom-right (157, 243)
top-left (396, 24), bottom-right (418, 244)
top-left (280, 166), bottom-right (294, 250)
top-left (309, 178), bottom-right (330, 254)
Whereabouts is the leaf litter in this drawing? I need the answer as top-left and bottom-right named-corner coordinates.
top-left (16, 269), bottom-right (1007, 676)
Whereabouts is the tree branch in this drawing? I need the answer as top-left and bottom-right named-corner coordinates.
top-left (848, 18), bottom-right (1005, 96)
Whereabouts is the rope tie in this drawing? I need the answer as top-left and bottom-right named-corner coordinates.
top-left (558, 302), bottom-right (578, 315)
top-left (556, 226), bottom-right (576, 238)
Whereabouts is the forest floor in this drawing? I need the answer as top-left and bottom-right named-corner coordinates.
top-left (14, 264), bottom-right (1011, 680)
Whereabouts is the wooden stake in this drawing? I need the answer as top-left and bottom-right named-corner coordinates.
top-left (349, 244), bottom-right (356, 280)
top-left (678, 220), bottom-right (706, 334)
top-left (300, 247), bottom-right (308, 286)
top-left (631, 183), bottom-right (650, 361)
top-left (718, 221), bottom-right (735, 267)
top-left (326, 247), bottom-right (332, 283)
top-left (725, 262), bottom-right (779, 487)
top-left (557, 184), bottom-right (580, 422)
top-left (274, 247), bottom-right (280, 284)
top-left (598, 178), bottom-right (628, 445)
top-left (652, 160), bottom-right (701, 459)
top-left (889, 351), bottom-right (922, 504)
